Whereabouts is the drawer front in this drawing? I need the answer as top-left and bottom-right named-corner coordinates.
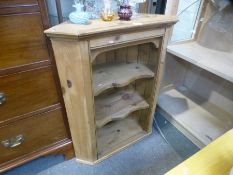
top-left (0, 13), bottom-right (49, 70)
top-left (0, 67), bottom-right (59, 123)
top-left (0, 108), bottom-right (68, 164)
top-left (0, 0), bottom-right (38, 8)
top-left (90, 28), bottom-right (165, 49)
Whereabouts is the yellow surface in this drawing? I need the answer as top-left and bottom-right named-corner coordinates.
top-left (166, 129), bottom-right (233, 175)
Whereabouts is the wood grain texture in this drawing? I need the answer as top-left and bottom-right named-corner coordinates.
top-left (106, 50), bottom-right (116, 63)
top-left (143, 28), bottom-right (172, 132)
top-left (0, 67), bottom-right (59, 124)
top-left (0, 5), bottom-right (39, 15)
top-left (97, 117), bottom-right (146, 158)
top-left (0, 13), bottom-right (50, 70)
top-left (0, 139), bottom-right (73, 173)
top-left (0, 108), bottom-right (69, 165)
top-left (0, 0), bottom-right (38, 7)
top-left (115, 47), bottom-right (127, 63)
top-left (47, 15), bottom-right (176, 163)
top-left (0, 0), bottom-right (74, 171)
top-left (90, 29), bottom-right (164, 49)
top-left (138, 43), bottom-right (150, 64)
top-left (90, 38), bottom-right (161, 63)
top-left (51, 39), bottom-right (97, 162)
top-left (127, 45), bottom-right (139, 63)
top-left (94, 52), bottom-right (107, 65)
top-left (37, 0), bottom-right (51, 29)
top-left (95, 88), bottom-right (149, 128)
top-left (0, 0), bottom-right (41, 15)
top-left (93, 63), bottom-right (155, 96)
top-left (45, 14), bottom-right (177, 39)
top-left (166, 129), bottom-right (233, 175)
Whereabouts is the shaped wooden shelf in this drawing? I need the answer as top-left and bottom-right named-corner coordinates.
top-left (167, 41), bottom-right (233, 83)
top-left (158, 87), bottom-right (233, 148)
top-left (92, 63), bottom-right (155, 96)
top-left (97, 117), bottom-right (147, 158)
top-left (95, 88), bottom-right (149, 128)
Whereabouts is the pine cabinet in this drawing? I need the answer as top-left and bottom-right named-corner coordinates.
top-left (45, 14), bottom-right (177, 164)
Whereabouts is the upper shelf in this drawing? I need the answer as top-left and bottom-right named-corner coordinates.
top-left (92, 63), bottom-right (155, 96)
top-left (167, 41), bottom-right (233, 83)
top-left (95, 88), bottom-right (149, 128)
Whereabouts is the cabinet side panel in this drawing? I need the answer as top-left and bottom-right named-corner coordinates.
top-left (50, 39), bottom-right (97, 162)
top-left (147, 27), bottom-right (172, 131)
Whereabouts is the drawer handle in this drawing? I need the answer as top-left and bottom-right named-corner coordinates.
top-left (0, 92), bottom-right (6, 105)
top-left (1, 135), bottom-right (24, 148)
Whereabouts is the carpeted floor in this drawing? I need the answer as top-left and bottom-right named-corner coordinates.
top-left (2, 156), bottom-right (65, 175)
top-left (3, 112), bottom-right (199, 175)
top-left (37, 130), bottom-right (182, 175)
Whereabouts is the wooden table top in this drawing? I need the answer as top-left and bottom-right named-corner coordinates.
top-left (44, 14), bottom-right (177, 39)
top-left (166, 129), bottom-right (233, 175)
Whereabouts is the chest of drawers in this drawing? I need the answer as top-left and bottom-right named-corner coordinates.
top-left (0, 0), bottom-right (74, 172)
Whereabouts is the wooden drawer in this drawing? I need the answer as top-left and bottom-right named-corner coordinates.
top-left (0, 67), bottom-right (59, 123)
top-left (89, 28), bottom-right (165, 49)
top-left (0, 0), bottom-right (38, 8)
top-left (0, 13), bottom-right (49, 70)
top-left (0, 108), bottom-right (68, 164)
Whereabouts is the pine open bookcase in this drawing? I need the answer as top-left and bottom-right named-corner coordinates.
top-left (45, 14), bottom-right (177, 164)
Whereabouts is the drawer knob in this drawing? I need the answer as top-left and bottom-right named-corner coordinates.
top-left (1, 135), bottom-right (24, 148)
top-left (115, 35), bottom-right (120, 40)
top-left (0, 92), bottom-right (6, 105)
top-left (108, 36), bottom-right (121, 44)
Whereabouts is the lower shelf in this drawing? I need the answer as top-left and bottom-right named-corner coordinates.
top-left (97, 117), bottom-right (147, 159)
top-left (95, 88), bottom-right (149, 128)
top-left (158, 86), bottom-right (233, 148)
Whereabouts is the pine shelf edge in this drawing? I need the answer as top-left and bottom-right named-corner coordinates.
top-left (92, 63), bottom-right (155, 96)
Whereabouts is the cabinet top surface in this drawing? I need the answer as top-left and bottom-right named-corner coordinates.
top-left (45, 14), bottom-right (177, 39)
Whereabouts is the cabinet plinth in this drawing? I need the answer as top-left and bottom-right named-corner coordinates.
top-left (45, 14), bottom-right (177, 164)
